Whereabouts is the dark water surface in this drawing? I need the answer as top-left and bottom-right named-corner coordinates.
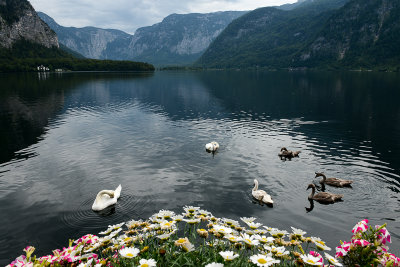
top-left (0, 71), bottom-right (399, 264)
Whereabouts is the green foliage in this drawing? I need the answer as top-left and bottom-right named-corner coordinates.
top-left (0, 0), bottom-right (32, 25)
top-left (197, 0), bottom-right (348, 69)
top-left (197, 0), bottom-right (400, 71)
top-left (0, 40), bottom-right (155, 72)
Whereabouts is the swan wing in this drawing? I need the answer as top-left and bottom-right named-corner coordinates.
top-left (114, 184), bottom-right (122, 199)
top-left (252, 190), bottom-right (264, 200)
top-left (313, 192), bottom-right (336, 202)
top-left (262, 193), bottom-right (274, 204)
top-left (326, 178), bottom-right (353, 187)
top-left (205, 143), bottom-right (213, 150)
top-left (253, 189), bottom-right (273, 203)
top-left (92, 185), bottom-right (121, 211)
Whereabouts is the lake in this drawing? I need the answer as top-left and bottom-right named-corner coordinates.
top-left (0, 71), bottom-right (399, 264)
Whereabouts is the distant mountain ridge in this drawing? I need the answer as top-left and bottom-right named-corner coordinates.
top-left (0, 0), bottom-right (58, 49)
top-left (197, 0), bottom-right (349, 68)
top-left (294, 0), bottom-right (400, 70)
top-left (39, 11), bottom-right (247, 66)
top-left (38, 12), bottom-right (131, 59)
top-left (198, 0), bottom-right (400, 70)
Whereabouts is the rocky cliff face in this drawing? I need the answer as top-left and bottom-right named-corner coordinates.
top-left (127, 11), bottom-right (246, 65)
top-left (39, 11), bottom-right (246, 65)
top-left (0, 0), bottom-right (58, 48)
top-left (38, 12), bottom-right (131, 59)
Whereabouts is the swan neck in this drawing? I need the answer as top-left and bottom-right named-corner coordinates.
top-left (309, 186), bottom-right (315, 198)
top-left (253, 180), bottom-right (258, 191)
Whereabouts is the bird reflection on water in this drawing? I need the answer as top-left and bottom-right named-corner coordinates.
top-left (94, 206), bottom-right (116, 217)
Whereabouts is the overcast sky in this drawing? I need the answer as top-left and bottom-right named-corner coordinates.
top-left (30, 0), bottom-right (297, 34)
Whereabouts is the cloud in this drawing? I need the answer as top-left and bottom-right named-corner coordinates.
top-left (30, 0), bottom-right (296, 34)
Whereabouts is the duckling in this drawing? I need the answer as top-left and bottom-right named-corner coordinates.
top-left (205, 141), bottom-right (219, 152)
top-left (316, 172), bottom-right (353, 187)
top-left (278, 147), bottom-right (301, 159)
top-left (252, 179), bottom-right (274, 205)
top-left (307, 183), bottom-right (343, 204)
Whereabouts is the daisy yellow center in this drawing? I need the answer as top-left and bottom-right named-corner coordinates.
top-left (140, 264), bottom-right (149, 267)
top-left (307, 259), bottom-right (316, 264)
top-left (246, 239), bottom-right (252, 243)
top-left (177, 238), bottom-right (186, 244)
top-left (126, 253), bottom-right (134, 257)
top-left (258, 258), bottom-right (267, 264)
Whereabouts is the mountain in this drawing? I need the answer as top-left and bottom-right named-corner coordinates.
top-left (0, 0), bottom-right (154, 72)
top-left (0, 0), bottom-right (58, 49)
top-left (126, 11), bottom-right (247, 65)
top-left (39, 11), bottom-right (247, 66)
top-left (294, 0), bottom-right (400, 70)
top-left (197, 0), bottom-right (349, 69)
top-left (38, 12), bottom-right (132, 60)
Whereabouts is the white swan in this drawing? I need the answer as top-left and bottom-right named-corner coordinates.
top-left (205, 141), bottom-right (219, 152)
top-left (92, 184), bottom-right (122, 211)
top-left (252, 179), bottom-right (273, 204)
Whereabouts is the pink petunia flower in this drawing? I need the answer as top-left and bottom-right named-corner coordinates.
top-left (352, 219), bottom-right (369, 234)
top-left (335, 242), bottom-right (351, 258)
top-left (310, 251), bottom-right (323, 262)
top-left (351, 239), bottom-right (371, 247)
top-left (380, 253), bottom-right (400, 267)
top-left (375, 225), bottom-right (391, 245)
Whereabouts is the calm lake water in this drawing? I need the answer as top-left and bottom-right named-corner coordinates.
top-left (0, 71), bottom-right (399, 264)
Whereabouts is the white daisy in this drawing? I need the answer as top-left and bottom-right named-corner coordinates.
top-left (246, 221), bottom-right (263, 229)
top-left (183, 205), bottom-right (200, 214)
top-left (157, 209), bottom-right (175, 219)
top-left (138, 258), bottom-right (157, 267)
top-left (183, 218), bottom-right (201, 225)
top-left (156, 229), bottom-right (177, 241)
top-left (241, 233), bottom-right (260, 247)
top-left (256, 235), bottom-right (274, 244)
top-left (225, 234), bottom-right (243, 243)
top-left (172, 215), bottom-right (184, 222)
top-left (250, 254), bottom-right (280, 267)
top-left (198, 209), bottom-right (212, 217)
top-left (311, 237), bottom-right (331, 251)
top-left (213, 225), bottom-right (233, 235)
top-left (160, 220), bottom-right (176, 230)
top-left (223, 218), bottom-right (238, 226)
top-left (119, 247), bottom-right (140, 258)
top-left (126, 219), bottom-right (143, 229)
top-left (269, 229), bottom-right (288, 238)
top-left (182, 242), bottom-right (195, 252)
top-left (291, 226), bottom-right (307, 237)
top-left (300, 254), bottom-right (323, 266)
top-left (324, 253), bottom-right (343, 266)
top-left (240, 217), bottom-right (257, 224)
top-left (219, 251), bottom-right (239, 261)
top-left (263, 226), bottom-right (279, 234)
